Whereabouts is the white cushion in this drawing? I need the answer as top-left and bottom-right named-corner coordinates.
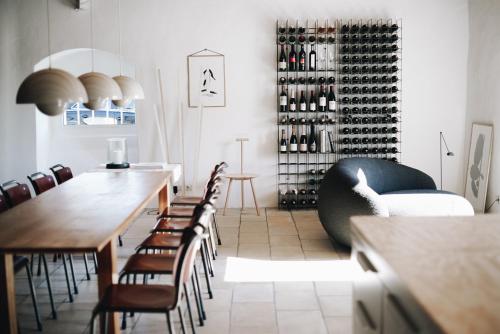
top-left (380, 192), bottom-right (474, 217)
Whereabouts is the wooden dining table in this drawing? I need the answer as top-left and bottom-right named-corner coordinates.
top-left (0, 170), bottom-right (172, 334)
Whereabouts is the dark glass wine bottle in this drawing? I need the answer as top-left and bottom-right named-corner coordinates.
top-left (299, 125), bottom-right (308, 153)
top-left (328, 76), bottom-right (335, 84)
top-left (290, 125), bottom-right (298, 153)
top-left (298, 45), bottom-right (306, 71)
top-left (280, 86), bottom-right (287, 112)
top-left (289, 45), bottom-right (297, 71)
top-left (299, 91), bottom-right (307, 111)
top-left (352, 137), bottom-right (361, 144)
top-left (309, 45), bottom-right (316, 71)
top-left (309, 90), bottom-right (317, 112)
top-left (319, 85), bottom-right (327, 112)
top-left (289, 90), bottom-right (296, 112)
top-left (280, 129), bottom-right (287, 153)
top-left (308, 124), bottom-right (317, 153)
top-left (279, 45), bottom-right (287, 71)
top-left (298, 77), bottom-right (306, 84)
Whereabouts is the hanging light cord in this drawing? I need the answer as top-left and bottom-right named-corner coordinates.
top-left (46, 0), bottom-right (52, 68)
top-left (118, 0), bottom-right (123, 75)
top-left (90, 0), bottom-right (95, 71)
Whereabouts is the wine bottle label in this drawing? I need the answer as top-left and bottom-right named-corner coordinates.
top-left (310, 102), bottom-right (316, 111)
top-left (290, 56), bottom-right (296, 63)
top-left (279, 61), bottom-right (286, 70)
top-left (299, 144), bottom-right (308, 151)
top-left (310, 55), bottom-right (316, 67)
top-left (329, 100), bottom-right (336, 110)
top-left (280, 145), bottom-right (287, 152)
top-left (289, 103), bottom-right (296, 111)
top-left (300, 58), bottom-right (305, 65)
top-left (280, 96), bottom-right (287, 106)
top-left (290, 144), bottom-right (298, 151)
top-left (310, 143), bottom-right (316, 151)
top-left (300, 103), bottom-right (307, 111)
top-left (319, 97), bottom-right (327, 107)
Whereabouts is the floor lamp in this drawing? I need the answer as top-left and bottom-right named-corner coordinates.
top-left (440, 132), bottom-right (454, 190)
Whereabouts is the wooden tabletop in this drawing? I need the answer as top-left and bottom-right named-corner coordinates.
top-left (0, 171), bottom-right (170, 253)
top-left (351, 215), bottom-right (500, 334)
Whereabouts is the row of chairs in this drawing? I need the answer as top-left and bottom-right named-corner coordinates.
top-left (0, 164), bottom-right (94, 331)
top-left (89, 162), bottom-right (228, 333)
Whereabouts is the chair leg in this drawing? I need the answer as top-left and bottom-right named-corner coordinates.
top-left (249, 178), bottom-right (260, 216)
top-left (166, 311), bottom-right (175, 334)
top-left (89, 311), bottom-right (97, 334)
top-left (222, 179), bottom-right (233, 216)
top-left (184, 283), bottom-right (196, 333)
top-left (212, 212), bottom-right (222, 246)
top-left (103, 311), bottom-right (109, 334)
top-left (191, 271), bottom-right (204, 326)
top-left (121, 274), bottom-right (129, 330)
top-left (199, 249), bottom-right (213, 299)
top-left (92, 252), bottom-right (98, 273)
top-left (61, 253), bottom-right (74, 302)
top-left (67, 254), bottom-right (79, 294)
top-left (37, 252), bottom-right (42, 276)
top-left (41, 254), bottom-right (57, 319)
top-left (203, 240), bottom-right (214, 277)
top-left (118, 235), bottom-right (123, 247)
top-left (83, 253), bottom-right (91, 280)
top-left (30, 254), bottom-right (35, 272)
top-left (25, 263), bottom-right (43, 331)
top-left (178, 306), bottom-right (187, 334)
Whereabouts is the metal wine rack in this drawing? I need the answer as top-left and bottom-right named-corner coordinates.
top-left (276, 19), bottom-right (402, 210)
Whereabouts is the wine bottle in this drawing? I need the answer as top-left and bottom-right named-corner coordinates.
top-left (289, 116), bottom-right (297, 124)
top-left (288, 77), bottom-right (296, 84)
top-left (342, 148), bottom-right (350, 154)
top-left (299, 125), bottom-right (308, 153)
top-left (309, 45), bottom-right (317, 71)
top-left (299, 117), bottom-right (307, 124)
top-left (342, 137), bottom-right (350, 144)
top-left (299, 188), bottom-right (307, 195)
top-left (328, 76), bottom-right (335, 84)
top-left (289, 90), bottom-right (297, 112)
top-left (280, 198), bottom-right (287, 206)
top-left (280, 129), bottom-right (287, 153)
top-left (298, 77), bottom-right (306, 84)
top-left (318, 76), bottom-right (326, 84)
top-left (309, 189), bottom-right (317, 195)
top-left (299, 91), bottom-right (307, 111)
top-left (308, 124), bottom-right (317, 153)
top-left (279, 45), bottom-right (287, 71)
top-left (298, 45), bottom-right (306, 71)
top-left (328, 86), bottom-right (336, 112)
top-left (309, 90), bottom-right (317, 112)
top-left (279, 77), bottom-right (286, 85)
top-left (319, 86), bottom-right (327, 112)
top-left (352, 127), bottom-right (361, 134)
top-left (278, 35), bottom-right (286, 44)
top-left (290, 125), bottom-right (298, 153)
top-left (352, 137), bottom-right (361, 144)
top-left (280, 116), bottom-right (288, 125)
top-left (352, 86), bottom-right (361, 94)
top-left (308, 76), bottom-right (316, 84)
top-left (309, 169), bottom-right (317, 175)
top-left (289, 45), bottom-right (297, 71)
top-left (280, 86), bottom-right (287, 112)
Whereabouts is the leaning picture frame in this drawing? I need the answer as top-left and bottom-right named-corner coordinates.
top-left (187, 49), bottom-right (226, 108)
top-left (464, 123), bottom-right (494, 213)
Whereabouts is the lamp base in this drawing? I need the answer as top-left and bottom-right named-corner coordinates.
top-left (106, 162), bottom-right (130, 169)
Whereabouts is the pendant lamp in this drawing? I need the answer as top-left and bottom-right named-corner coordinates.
top-left (112, 0), bottom-right (144, 107)
top-left (79, 0), bottom-right (122, 111)
top-left (16, 0), bottom-right (88, 116)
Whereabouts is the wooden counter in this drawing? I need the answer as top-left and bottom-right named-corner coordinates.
top-left (351, 215), bottom-right (500, 334)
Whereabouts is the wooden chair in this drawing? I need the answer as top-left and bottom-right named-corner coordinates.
top-left (0, 190), bottom-right (54, 327)
top-left (49, 164), bottom-right (74, 184)
top-left (89, 226), bottom-right (204, 334)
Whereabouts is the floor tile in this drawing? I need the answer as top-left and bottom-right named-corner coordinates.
top-left (324, 316), bottom-right (353, 334)
top-left (233, 283), bottom-right (274, 303)
top-left (275, 290), bottom-right (320, 310)
top-left (230, 302), bottom-right (277, 328)
top-left (277, 310), bottom-right (328, 334)
top-left (319, 295), bottom-right (353, 317)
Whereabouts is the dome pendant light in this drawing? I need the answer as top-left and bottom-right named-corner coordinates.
top-left (112, 0), bottom-right (144, 107)
top-left (79, 0), bottom-right (122, 111)
top-left (16, 0), bottom-right (88, 116)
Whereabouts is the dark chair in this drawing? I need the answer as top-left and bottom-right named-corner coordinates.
top-left (0, 193), bottom-right (9, 213)
top-left (49, 164), bottom-right (73, 185)
top-left (89, 226), bottom-right (204, 334)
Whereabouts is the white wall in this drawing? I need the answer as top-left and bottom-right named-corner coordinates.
top-left (465, 0), bottom-right (500, 212)
top-left (0, 0), bottom-right (470, 207)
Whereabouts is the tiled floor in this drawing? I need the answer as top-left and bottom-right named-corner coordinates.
top-left (16, 208), bottom-right (354, 334)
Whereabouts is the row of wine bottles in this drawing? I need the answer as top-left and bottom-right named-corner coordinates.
top-left (280, 85), bottom-right (336, 112)
top-left (279, 76), bottom-right (335, 85)
top-left (280, 198), bottom-right (318, 207)
top-left (277, 23), bottom-right (399, 35)
top-left (341, 126), bottom-right (399, 135)
top-left (278, 26), bottom-right (336, 34)
top-left (341, 116), bottom-right (399, 125)
top-left (341, 65), bottom-right (398, 74)
top-left (340, 147), bottom-right (398, 155)
top-left (283, 188), bottom-right (319, 195)
top-left (280, 116), bottom-right (335, 125)
top-left (279, 44), bottom-right (321, 71)
top-left (339, 96), bottom-right (399, 105)
top-left (340, 34), bottom-right (398, 44)
top-left (341, 136), bottom-right (399, 144)
top-left (280, 124), bottom-right (334, 153)
top-left (341, 75), bottom-right (398, 84)
top-left (339, 86), bottom-right (398, 94)
top-left (340, 106), bottom-right (399, 115)
top-left (340, 44), bottom-right (398, 54)
top-left (341, 54), bottom-right (398, 64)
top-left (278, 35), bottom-right (335, 45)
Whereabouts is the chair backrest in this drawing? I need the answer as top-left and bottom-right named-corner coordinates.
top-left (50, 164), bottom-right (73, 185)
top-left (27, 172), bottom-right (56, 195)
top-left (0, 180), bottom-right (32, 207)
top-left (0, 194), bottom-right (9, 213)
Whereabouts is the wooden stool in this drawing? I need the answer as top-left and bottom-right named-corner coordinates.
top-left (223, 138), bottom-right (260, 216)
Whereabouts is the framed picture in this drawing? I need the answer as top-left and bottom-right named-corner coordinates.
top-left (464, 123), bottom-right (494, 213)
top-left (187, 49), bottom-right (226, 107)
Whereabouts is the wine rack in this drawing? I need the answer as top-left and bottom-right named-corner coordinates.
top-left (276, 19), bottom-right (402, 210)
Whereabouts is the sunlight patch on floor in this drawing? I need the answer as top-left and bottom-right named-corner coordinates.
top-left (224, 257), bottom-right (363, 282)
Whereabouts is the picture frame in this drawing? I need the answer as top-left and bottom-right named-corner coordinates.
top-left (187, 49), bottom-right (226, 108)
top-left (464, 123), bottom-right (494, 213)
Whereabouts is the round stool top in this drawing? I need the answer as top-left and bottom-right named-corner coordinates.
top-left (224, 173), bottom-right (258, 180)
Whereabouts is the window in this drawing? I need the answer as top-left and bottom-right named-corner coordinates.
top-left (63, 100), bottom-right (136, 126)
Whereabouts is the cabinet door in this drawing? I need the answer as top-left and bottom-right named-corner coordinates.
top-left (353, 248), bottom-right (383, 334)
top-left (382, 291), bottom-right (419, 334)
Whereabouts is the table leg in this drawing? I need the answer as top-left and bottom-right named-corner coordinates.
top-left (223, 179), bottom-right (233, 216)
top-left (249, 178), bottom-right (260, 216)
top-left (241, 180), bottom-right (244, 211)
top-left (0, 253), bottom-right (17, 334)
top-left (97, 239), bottom-right (119, 334)
top-left (158, 180), bottom-right (170, 214)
